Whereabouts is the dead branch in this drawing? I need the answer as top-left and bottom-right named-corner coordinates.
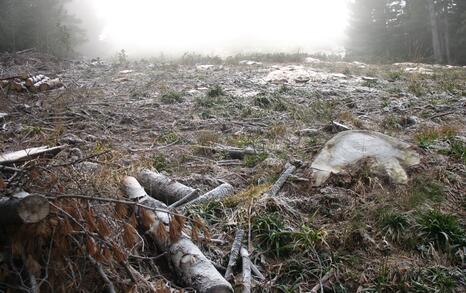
top-left (224, 229), bottom-right (244, 281)
top-left (310, 269), bottom-right (335, 293)
top-left (88, 256), bottom-right (117, 293)
top-left (240, 247), bottom-right (251, 293)
top-left (265, 163), bottom-right (296, 197)
top-left (0, 145), bottom-right (66, 165)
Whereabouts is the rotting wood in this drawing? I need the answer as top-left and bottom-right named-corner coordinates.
top-left (224, 229), bottom-right (244, 281)
top-left (0, 192), bottom-right (50, 224)
top-left (137, 170), bottom-right (195, 204)
top-left (240, 247), bottom-right (251, 293)
top-left (265, 163), bottom-right (296, 197)
top-left (181, 182), bottom-right (234, 209)
top-left (0, 145), bottom-right (66, 165)
top-left (122, 176), bottom-right (233, 293)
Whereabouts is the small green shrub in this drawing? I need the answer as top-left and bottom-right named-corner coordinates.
top-left (415, 210), bottom-right (465, 249)
top-left (244, 152), bottom-right (268, 167)
top-left (207, 85), bottom-right (224, 97)
top-left (378, 211), bottom-right (409, 243)
top-left (152, 154), bottom-right (170, 172)
top-left (160, 91), bottom-right (184, 104)
top-left (408, 178), bottom-right (445, 207)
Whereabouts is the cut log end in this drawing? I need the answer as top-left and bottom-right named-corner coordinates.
top-left (18, 195), bottom-right (50, 223)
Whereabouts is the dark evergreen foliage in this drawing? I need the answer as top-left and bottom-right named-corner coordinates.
top-left (0, 0), bottom-right (84, 57)
top-left (347, 0), bottom-right (466, 65)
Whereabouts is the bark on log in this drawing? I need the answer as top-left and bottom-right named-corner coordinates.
top-left (137, 170), bottom-right (195, 204)
top-left (122, 176), bottom-right (233, 293)
top-left (265, 163), bottom-right (296, 197)
top-left (0, 192), bottom-right (50, 224)
top-left (224, 229), bottom-right (244, 281)
top-left (240, 247), bottom-right (251, 293)
top-left (181, 182), bottom-right (234, 210)
top-left (39, 78), bottom-right (63, 91)
top-left (25, 75), bottom-right (46, 87)
top-left (0, 145), bottom-right (66, 165)
top-left (10, 80), bottom-right (26, 92)
top-left (30, 77), bottom-right (49, 92)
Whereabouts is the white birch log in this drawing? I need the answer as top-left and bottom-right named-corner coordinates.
top-left (137, 170), bottom-right (195, 204)
top-left (122, 176), bottom-right (233, 293)
top-left (39, 78), bottom-right (63, 91)
top-left (0, 145), bottom-right (66, 165)
top-left (25, 75), bottom-right (46, 87)
top-left (181, 182), bottom-right (234, 210)
top-left (0, 192), bottom-right (50, 224)
top-left (240, 247), bottom-right (251, 293)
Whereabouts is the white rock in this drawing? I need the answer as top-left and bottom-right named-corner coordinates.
top-left (311, 130), bottom-right (420, 186)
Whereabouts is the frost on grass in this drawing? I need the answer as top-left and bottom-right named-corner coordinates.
top-left (311, 130), bottom-right (420, 186)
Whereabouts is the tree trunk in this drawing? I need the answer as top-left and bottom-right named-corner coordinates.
top-left (442, 2), bottom-right (452, 64)
top-left (137, 170), bottom-right (195, 204)
top-left (427, 0), bottom-right (443, 63)
top-left (122, 176), bottom-right (233, 293)
top-left (0, 192), bottom-right (50, 224)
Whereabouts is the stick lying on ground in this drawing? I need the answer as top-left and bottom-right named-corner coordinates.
top-left (265, 163), bottom-right (297, 197)
top-left (168, 189), bottom-right (199, 209)
top-left (122, 176), bottom-right (233, 293)
top-left (137, 170), bottom-right (196, 204)
top-left (240, 247), bottom-right (251, 293)
top-left (0, 145), bottom-right (66, 165)
top-left (310, 269), bottom-right (336, 293)
top-left (0, 192), bottom-right (50, 224)
top-left (224, 229), bottom-right (244, 281)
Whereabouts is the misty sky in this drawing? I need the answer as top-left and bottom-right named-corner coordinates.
top-left (73, 0), bottom-right (350, 55)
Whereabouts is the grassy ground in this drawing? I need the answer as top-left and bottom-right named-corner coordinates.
top-left (0, 53), bottom-right (465, 292)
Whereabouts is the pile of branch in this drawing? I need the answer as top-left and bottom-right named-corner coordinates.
top-left (0, 74), bottom-right (63, 92)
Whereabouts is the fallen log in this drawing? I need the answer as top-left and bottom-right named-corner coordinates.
top-left (240, 247), bottom-right (251, 293)
top-left (122, 176), bottom-right (233, 293)
top-left (39, 78), bottom-right (63, 91)
top-left (137, 170), bottom-right (195, 204)
top-left (0, 145), bottom-right (66, 165)
top-left (25, 75), bottom-right (46, 87)
top-left (0, 192), bottom-right (50, 224)
top-left (265, 163), bottom-right (296, 197)
top-left (30, 77), bottom-right (50, 92)
top-left (10, 80), bottom-right (26, 92)
top-left (224, 229), bottom-right (244, 281)
top-left (182, 182), bottom-right (234, 210)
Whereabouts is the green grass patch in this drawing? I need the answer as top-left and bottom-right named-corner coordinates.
top-left (160, 91), bottom-right (184, 104)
